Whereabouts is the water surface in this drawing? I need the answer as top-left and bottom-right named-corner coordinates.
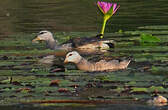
top-left (0, 0), bottom-right (168, 110)
top-left (0, 0), bottom-right (168, 35)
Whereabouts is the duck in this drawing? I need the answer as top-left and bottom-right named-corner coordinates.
top-left (37, 55), bottom-right (65, 72)
top-left (64, 51), bottom-right (131, 72)
top-left (32, 30), bottom-right (115, 52)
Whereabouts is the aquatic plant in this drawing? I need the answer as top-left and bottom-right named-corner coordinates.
top-left (97, 1), bottom-right (120, 38)
top-left (140, 33), bottom-right (161, 45)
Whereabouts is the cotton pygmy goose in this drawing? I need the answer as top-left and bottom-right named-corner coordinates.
top-left (32, 30), bottom-right (72, 51)
top-left (32, 30), bottom-right (115, 51)
top-left (64, 51), bottom-right (131, 72)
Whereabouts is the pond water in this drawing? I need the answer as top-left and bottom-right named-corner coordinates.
top-left (0, 0), bottom-right (168, 34)
top-left (0, 0), bottom-right (168, 110)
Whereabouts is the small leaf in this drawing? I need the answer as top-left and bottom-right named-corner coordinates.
top-left (140, 33), bottom-right (161, 45)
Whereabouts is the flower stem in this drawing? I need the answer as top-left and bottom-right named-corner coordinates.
top-left (100, 17), bottom-right (108, 38)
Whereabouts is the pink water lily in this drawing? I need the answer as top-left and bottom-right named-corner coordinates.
top-left (97, 1), bottom-right (120, 15)
top-left (97, 1), bottom-right (112, 14)
top-left (97, 1), bottom-right (120, 38)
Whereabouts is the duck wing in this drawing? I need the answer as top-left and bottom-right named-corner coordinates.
top-left (62, 34), bottom-right (115, 48)
top-left (62, 36), bottom-right (99, 47)
top-left (93, 59), bottom-right (130, 71)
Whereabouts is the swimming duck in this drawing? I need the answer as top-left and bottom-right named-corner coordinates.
top-left (64, 51), bottom-right (131, 72)
top-left (32, 30), bottom-right (115, 51)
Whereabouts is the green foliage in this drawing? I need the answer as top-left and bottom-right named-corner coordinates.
top-left (131, 87), bottom-right (148, 92)
top-left (149, 86), bottom-right (166, 92)
top-left (118, 29), bottom-right (123, 34)
top-left (139, 33), bottom-right (161, 45)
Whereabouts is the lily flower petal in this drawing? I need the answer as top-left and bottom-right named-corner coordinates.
top-left (113, 3), bottom-right (120, 14)
top-left (97, 1), bottom-right (112, 14)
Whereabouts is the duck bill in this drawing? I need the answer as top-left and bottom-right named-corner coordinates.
top-left (64, 59), bottom-right (68, 64)
top-left (32, 36), bottom-right (41, 43)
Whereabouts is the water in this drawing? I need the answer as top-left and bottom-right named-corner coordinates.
top-left (0, 0), bottom-right (168, 35)
top-left (0, 0), bottom-right (168, 110)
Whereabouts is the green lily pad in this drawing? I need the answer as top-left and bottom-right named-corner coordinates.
top-left (139, 33), bottom-right (161, 45)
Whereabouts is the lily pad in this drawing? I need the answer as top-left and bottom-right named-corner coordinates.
top-left (139, 33), bottom-right (161, 45)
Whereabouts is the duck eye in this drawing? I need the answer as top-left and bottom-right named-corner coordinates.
top-left (68, 54), bottom-right (72, 57)
top-left (39, 32), bottom-right (47, 35)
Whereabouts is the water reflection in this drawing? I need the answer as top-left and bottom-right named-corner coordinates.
top-left (0, 0), bottom-right (168, 36)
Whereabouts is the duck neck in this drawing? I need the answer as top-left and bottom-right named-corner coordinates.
top-left (46, 37), bottom-right (58, 50)
top-left (76, 58), bottom-right (93, 71)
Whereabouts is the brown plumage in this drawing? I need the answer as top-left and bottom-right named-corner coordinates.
top-left (64, 51), bottom-right (131, 72)
top-left (32, 30), bottom-right (115, 52)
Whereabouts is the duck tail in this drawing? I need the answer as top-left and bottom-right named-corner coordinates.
top-left (101, 40), bottom-right (116, 48)
top-left (120, 60), bottom-right (131, 69)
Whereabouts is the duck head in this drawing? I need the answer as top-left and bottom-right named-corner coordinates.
top-left (64, 51), bottom-right (82, 64)
top-left (32, 30), bottom-right (54, 42)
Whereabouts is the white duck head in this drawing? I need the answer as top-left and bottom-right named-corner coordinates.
top-left (64, 51), bottom-right (82, 64)
top-left (32, 30), bottom-right (55, 42)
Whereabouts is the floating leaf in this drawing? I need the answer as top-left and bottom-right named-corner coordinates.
top-left (140, 33), bottom-right (161, 45)
top-left (131, 87), bottom-right (148, 93)
top-left (149, 86), bottom-right (166, 92)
